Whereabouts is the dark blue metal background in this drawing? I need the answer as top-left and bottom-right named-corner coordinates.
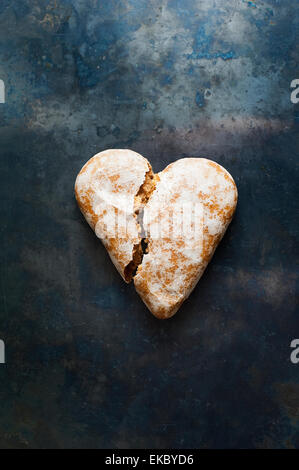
top-left (0, 0), bottom-right (298, 449)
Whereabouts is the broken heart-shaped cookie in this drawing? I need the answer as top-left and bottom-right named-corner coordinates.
top-left (75, 149), bottom-right (238, 319)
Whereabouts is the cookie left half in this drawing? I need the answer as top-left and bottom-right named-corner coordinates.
top-left (75, 149), bottom-right (156, 282)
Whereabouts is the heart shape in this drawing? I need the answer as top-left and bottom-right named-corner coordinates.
top-left (75, 149), bottom-right (237, 319)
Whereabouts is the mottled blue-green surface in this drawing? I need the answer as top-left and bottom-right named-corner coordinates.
top-left (0, 0), bottom-right (298, 449)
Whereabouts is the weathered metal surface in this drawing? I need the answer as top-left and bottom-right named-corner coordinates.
top-left (0, 0), bottom-right (298, 449)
